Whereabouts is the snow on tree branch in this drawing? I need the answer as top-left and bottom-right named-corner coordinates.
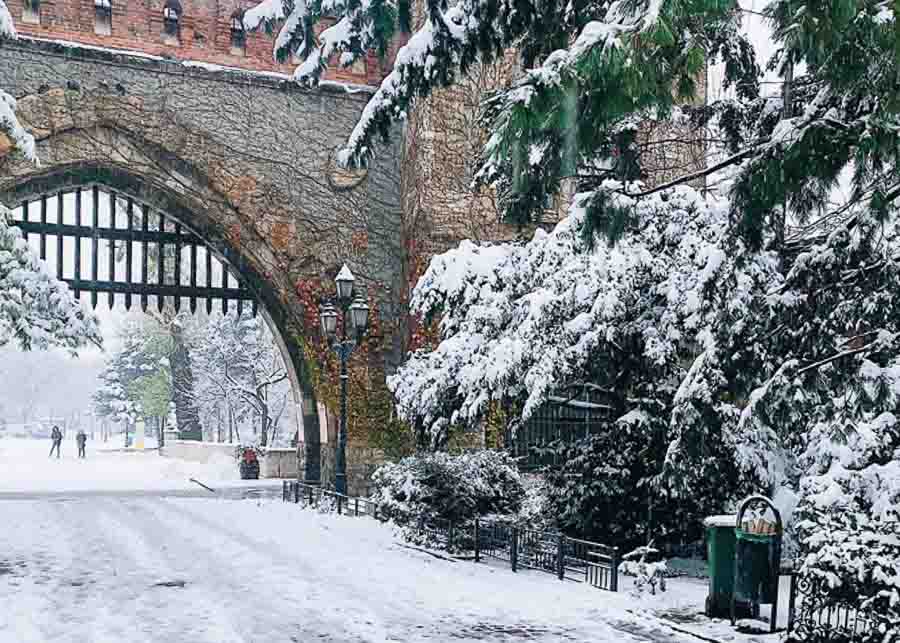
top-left (389, 185), bottom-right (769, 448)
top-left (0, 206), bottom-right (101, 352)
top-left (0, 1), bottom-right (37, 164)
top-left (0, 0), bottom-right (16, 40)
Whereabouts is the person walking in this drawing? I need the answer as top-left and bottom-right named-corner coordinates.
top-left (49, 425), bottom-right (62, 458)
top-left (76, 429), bottom-right (87, 459)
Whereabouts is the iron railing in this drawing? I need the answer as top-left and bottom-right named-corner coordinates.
top-left (282, 481), bottom-right (619, 592)
top-left (282, 480), bottom-right (379, 518)
top-left (787, 573), bottom-right (893, 642)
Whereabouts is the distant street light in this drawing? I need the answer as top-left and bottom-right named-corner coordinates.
top-left (318, 264), bottom-right (370, 495)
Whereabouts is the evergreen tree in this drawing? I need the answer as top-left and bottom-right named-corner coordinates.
top-left (0, 206), bottom-right (101, 352)
top-left (92, 321), bottom-right (171, 429)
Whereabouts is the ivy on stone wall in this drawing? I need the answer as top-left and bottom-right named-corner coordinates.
top-left (295, 277), bottom-right (413, 459)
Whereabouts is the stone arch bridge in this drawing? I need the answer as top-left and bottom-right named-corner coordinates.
top-left (0, 38), bottom-right (404, 488)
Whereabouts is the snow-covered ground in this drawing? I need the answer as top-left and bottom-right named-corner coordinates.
top-left (0, 437), bottom-right (280, 496)
top-left (0, 437), bottom-right (788, 642)
top-left (0, 496), bottom-right (773, 643)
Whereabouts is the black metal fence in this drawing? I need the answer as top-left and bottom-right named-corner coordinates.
top-left (506, 385), bottom-right (614, 470)
top-left (282, 480), bottom-right (379, 518)
top-left (787, 573), bottom-right (893, 642)
top-left (282, 481), bottom-right (619, 592)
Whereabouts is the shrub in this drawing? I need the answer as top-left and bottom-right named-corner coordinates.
top-left (370, 450), bottom-right (525, 528)
top-left (790, 505), bottom-right (900, 641)
top-left (543, 429), bottom-right (734, 551)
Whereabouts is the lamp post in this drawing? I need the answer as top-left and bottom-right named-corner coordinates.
top-left (319, 264), bottom-right (370, 495)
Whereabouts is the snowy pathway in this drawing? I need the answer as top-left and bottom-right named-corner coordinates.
top-left (0, 497), bottom-right (717, 643)
top-left (0, 438), bottom-right (281, 497)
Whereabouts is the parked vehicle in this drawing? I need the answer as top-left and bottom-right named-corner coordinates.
top-left (238, 446), bottom-right (260, 480)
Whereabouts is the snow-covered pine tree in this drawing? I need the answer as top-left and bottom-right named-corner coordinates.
top-left (377, 0), bottom-right (900, 613)
top-left (0, 206), bottom-right (101, 352)
top-left (1, 6), bottom-right (99, 354)
top-left (92, 321), bottom-right (170, 429)
top-left (727, 0), bottom-right (900, 247)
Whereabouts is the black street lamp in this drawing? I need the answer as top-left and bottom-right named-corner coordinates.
top-left (319, 264), bottom-right (370, 495)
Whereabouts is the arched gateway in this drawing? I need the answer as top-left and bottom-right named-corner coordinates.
top-left (0, 38), bottom-right (405, 486)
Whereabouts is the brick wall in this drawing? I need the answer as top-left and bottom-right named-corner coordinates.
top-left (6, 0), bottom-right (385, 85)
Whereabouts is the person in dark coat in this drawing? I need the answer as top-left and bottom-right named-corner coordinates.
top-left (49, 425), bottom-right (62, 458)
top-left (76, 429), bottom-right (87, 458)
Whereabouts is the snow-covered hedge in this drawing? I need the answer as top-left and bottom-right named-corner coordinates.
top-left (791, 418), bottom-right (900, 637)
top-left (796, 511), bottom-right (899, 627)
top-left (370, 450), bottom-right (525, 529)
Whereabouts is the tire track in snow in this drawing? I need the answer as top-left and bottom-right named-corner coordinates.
top-left (0, 498), bottom-right (161, 643)
top-left (139, 497), bottom-right (390, 642)
top-left (153, 497), bottom-right (477, 641)
top-left (87, 497), bottom-right (246, 643)
top-left (153, 499), bottom-right (623, 643)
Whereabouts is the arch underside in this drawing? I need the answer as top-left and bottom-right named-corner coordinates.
top-left (0, 162), bottom-right (322, 483)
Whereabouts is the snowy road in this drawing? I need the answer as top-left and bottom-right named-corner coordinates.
top-left (0, 496), bottom-right (712, 643)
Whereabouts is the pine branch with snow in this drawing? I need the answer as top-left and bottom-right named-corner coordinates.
top-left (0, 206), bottom-right (101, 352)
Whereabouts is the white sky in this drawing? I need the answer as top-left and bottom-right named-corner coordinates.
top-left (708, 0), bottom-right (781, 103)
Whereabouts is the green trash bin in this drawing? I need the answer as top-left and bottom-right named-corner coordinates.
top-left (734, 529), bottom-right (780, 609)
top-left (730, 495), bottom-right (783, 633)
top-left (704, 515), bottom-right (738, 618)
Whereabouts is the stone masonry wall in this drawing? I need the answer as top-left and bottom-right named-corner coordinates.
top-left (0, 39), bottom-right (404, 481)
top-left (160, 440), bottom-right (299, 478)
top-left (318, 443), bottom-right (385, 497)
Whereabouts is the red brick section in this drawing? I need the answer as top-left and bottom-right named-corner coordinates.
top-left (8, 0), bottom-right (399, 85)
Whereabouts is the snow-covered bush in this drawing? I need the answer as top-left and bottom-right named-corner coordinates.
top-left (370, 450), bottom-right (525, 529)
top-left (516, 474), bottom-right (554, 532)
top-left (790, 412), bottom-right (900, 638)
top-left (621, 542), bottom-right (668, 597)
top-left (795, 511), bottom-right (900, 631)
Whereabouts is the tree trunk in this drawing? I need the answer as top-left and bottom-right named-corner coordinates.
top-left (259, 410), bottom-right (268, 447)
top-left (170, 321), bottom-right (202, 441)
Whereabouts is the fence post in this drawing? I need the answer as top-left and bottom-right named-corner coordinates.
top-left (610, 547), bottom-right (619, 592)
top-left (787, 572), bottom-right (797, 633)
top-left (308, 485), bottom-right (314, 506)
top-left (355, 498), bottom-right (359, 517)
top-left (511, 527), bottom-right (519, 573)
top-left (557, 534), bottom-right (565, 580)
top-left (447, 521), bottom-right (454, 552)
top-left (282, 481), bottom-right (287, 502)
top-left (337, 495), bottom-right (343, 515)
top-left (474, 519), bottom-right (480, 563)
top-left (293, 482), bottom-right (300, 504)
top-left (373, 504), bottom-right (379, 521)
